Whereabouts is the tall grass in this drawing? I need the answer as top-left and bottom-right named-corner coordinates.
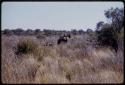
top-left (1, 35), bottom-right (124, 84)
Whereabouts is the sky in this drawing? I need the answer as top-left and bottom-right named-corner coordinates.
top-left (2, 2), bottom-right (124, 31)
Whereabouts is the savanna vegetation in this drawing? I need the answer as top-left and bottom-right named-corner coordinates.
top-left (1, 7), bottom-right (124, 84)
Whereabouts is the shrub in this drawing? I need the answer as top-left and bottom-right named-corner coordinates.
top-left (25, 29), bottom-right (34, 35)
top-left (71, 29), bottom-right (77, 35)
top-left (35, 29), bottom-right (41, 35)
top-left (36, 34), bottom-right (46, 39)
top-left (3, 29), bottom-right (13, 35)
top-left (96, 26), bottom-right (118, 52)
top-left (87, 29), bottom-right (93, 34)
top-left (12, 28), bottom-right (24, 35)
top-left (16, 39), bottom-right (39, 55)
top-left (16, 38), bottom-right (58, 60)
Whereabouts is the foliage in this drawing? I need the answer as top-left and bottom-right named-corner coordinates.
top-left (2, 29), bottom-right (13, 35)
top-left (96, 21), bottom-right (104, 31)
top-left (78, 29), bottom-right (85, 35)
top-left (35, 29), bottom-right (41, 35)
top-left (16, 39), bottom-right (39, 55)
top-left (26, 29), bottom-right (34, 35)
top-left (71, 29), bottom-right (78, 35)
top-left (87, 29), bottom-right (93, 34)
top-left (12, 28), bottom-right (24, 35)
top-left (96, 7), bottom-right (124, 52)
top-left (104, 7), bottom-right (124, 33)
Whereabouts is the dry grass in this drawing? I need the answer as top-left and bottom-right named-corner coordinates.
top-left (1, 34), bottom-right (124, 84)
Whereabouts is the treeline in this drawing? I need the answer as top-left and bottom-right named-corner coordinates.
top-left (2, 28), bottom-right (94, 36)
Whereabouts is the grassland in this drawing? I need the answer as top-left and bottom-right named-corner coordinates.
top-left (1, 33), bottom-right (124, 84)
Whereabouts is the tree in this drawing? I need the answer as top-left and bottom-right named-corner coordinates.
top-left (87, 28), bottom-right (93, 34)
top-left (104, 7), bottom-right (124, 33)
top-left (96, 7), bottom-right (124, 52)
top-left (26, 29), bottom-right (34, 35)
top-left (35, 29), bottom-right (41, 35)
top-left (3, 29), bottom-right (13, 35)
top-left (96, 21), bottom-right (104, 31)
top-left (78, 29), bottom-right (84, 35)
top-left (43, 29), bottom-right (51, 36)
top-left (71, 29), bottom-right (77, 35)
top-left (97, 26), bottom-right (118, 52)
top-left (13, 28), bottom-right (24, 35)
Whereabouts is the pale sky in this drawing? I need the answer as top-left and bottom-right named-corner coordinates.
top-left (2, 2), bottom-right (124, 31)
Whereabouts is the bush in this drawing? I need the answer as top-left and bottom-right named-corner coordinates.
top-left (16, 39), bottom-right (39, 55)
top-left (87, 29), bottom-right (93, 34)
top-left (12, 28), bottom-right (24, 35)
top-left (36, 34), bottom-right (46, 39)
top-left (96, 26), bottom-right (118, 52)
top-left (35, 29), bottom-right (41, 35)
top-left (3, 29), bottom-right (13, 35)
top-left (25, 29), bottom-right (34, 35)
top-left (16, 39), bottom-right (49, 61)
